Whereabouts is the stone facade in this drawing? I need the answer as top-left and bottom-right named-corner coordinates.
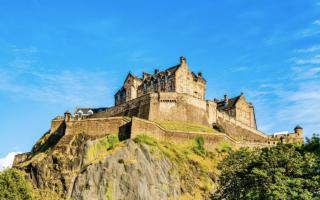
top-left (115, 57), bottom-right (206, 106)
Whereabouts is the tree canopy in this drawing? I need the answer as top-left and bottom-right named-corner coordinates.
top-left (214, 135), bottom-right (320, 200)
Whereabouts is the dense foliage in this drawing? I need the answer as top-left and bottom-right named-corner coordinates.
top-left (214, 134), bottom-right (320, 200)
top-left (0, 168), bottom-right (35, 200)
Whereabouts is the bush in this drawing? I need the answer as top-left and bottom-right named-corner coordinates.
top-left (0, 168), bottom-right (35, 200)
top-left (85, 134), bottom-right (120, 165)
top-left (192, 136), bottom-right (206, 156)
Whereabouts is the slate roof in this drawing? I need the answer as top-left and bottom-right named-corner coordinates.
top-left (142, 64), bottom-right (180, 82)
top-left (216, 95), bottom-right (241, 111)
top-left (75, 107), bottom-right (107, 115)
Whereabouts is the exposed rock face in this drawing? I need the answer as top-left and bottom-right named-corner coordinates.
top-left (71, 140), bottom-right (181, 200)
top-left (14, 132), bottom-right (216, 200)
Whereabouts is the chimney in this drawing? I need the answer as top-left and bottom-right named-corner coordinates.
top-left (180, 56), bottom-right (186, 65)
top-left (154, 69), bottom-right (159, 74)
top-left (143, 72), bottom-right (149, 79)
top-left (294, 125), bottom-right (303, 136)
top-left (198, 72), bottom-right (202, 78)
top-left (224, 94), bottom-right (228, 104)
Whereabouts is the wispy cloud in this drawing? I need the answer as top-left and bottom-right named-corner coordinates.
top-left (294, 55), bottom-right (320, 65)
top-left (0, 46), bottom-right (117, 107)
top-left (0, 152), bottom-right (20, 171)
top-left (291, 67), bottom-right (320, 80)
top-left (295, 45), bottom-right (320, 53)
top-left (231, 66), bottom-right (250, 72)
top-left (10, 46), bottom-right (39, 54)
top-left (313, 20), bottom-right (320, 25)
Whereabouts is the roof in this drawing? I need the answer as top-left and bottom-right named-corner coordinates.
top-left (142, 64), bottom-right (180, 82)
top-left (216, 95), bottom-right (241, 111)
top-left (75, 107), bottom-right (107, 115)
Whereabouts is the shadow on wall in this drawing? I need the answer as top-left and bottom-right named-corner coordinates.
top-left (31, 122), bottom-right (66, 153)
top-left (118, 121), bottom-right (132, 141)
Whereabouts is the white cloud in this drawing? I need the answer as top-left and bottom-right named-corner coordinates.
top-left (295, 45), bottom-right (320, 53)
top-left (313, 20), bottom-right (320, 25)
top-left (9, 45), bottom-right (38, 54)
top-left (295, 55), bottom-right (320, 65)
top-left (0, 152), bottom-right (21, 171)
top-left (0, 67), bottom-right (116, 107)
top-left (0, 45), bottom-right (117, 107)
top-left (232, 66), bottom-right (250, 72)
top-left (291, 67), bottom-right (320, 80)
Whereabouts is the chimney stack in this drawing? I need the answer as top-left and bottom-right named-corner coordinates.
top-left (154, 69), bottom-right (159, 74)
top-left (224, 94), bottom-right (228, 104)
top-left (294, 125), bottom-right (303, 136)
top-left (180, 56), bottom-right (186, 65)
top-left (198, 72), bottom-right (202, 78)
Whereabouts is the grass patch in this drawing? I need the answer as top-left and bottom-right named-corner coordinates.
top-left (216, 140), bottom-right (232, 153)
top-left (134, 134), bottom-right (217, 197)
top-left (84, 134), bottom-right (119, 165)
top-left (192, 136), bottom-right (206, 156)
top-left (105, 182), bottom-right (113, 200)
top-left (154, 120), bottom-right (219, 134)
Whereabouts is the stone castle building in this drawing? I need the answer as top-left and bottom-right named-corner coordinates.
top-left (57, 56), bottom-right (303, 149)
top-left (76, 57), bottom-right (259, 129)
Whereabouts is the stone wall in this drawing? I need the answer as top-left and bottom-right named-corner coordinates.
top-left (216, 111), bottom-right (268, 143)
top-left (149, 93), bottom-right (211, 126)
top-left (93, 92), bottom-right (216, 127)
top-left (64, 117), bottom-right (131, 137)
top-left (130, 117), bottom-right (270, 151)
top-left (93, 94), bottom-right (151, 120)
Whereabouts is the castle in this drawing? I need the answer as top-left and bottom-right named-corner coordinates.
top-left (51, 57), bottom-right (303, 151)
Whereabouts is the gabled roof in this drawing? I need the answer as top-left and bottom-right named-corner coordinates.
top-left (75, 107), bottom-right (107, 115)
top-left (124, 72), bottom-right (142, 84)
top-left (142, 64), bottom-right (180, 82)
top-left (216, 95), bottom-right (241, 111)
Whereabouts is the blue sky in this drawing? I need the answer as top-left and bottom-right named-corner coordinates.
top-left (0, 0), bottom-right (320, 157)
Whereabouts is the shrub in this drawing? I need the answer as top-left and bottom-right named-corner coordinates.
top-left (192, 136), bottom-right (206, 156)
top-left (85, 134), bottom-right (119, 165)
top-left (0, 168), bottom-right (35, 200)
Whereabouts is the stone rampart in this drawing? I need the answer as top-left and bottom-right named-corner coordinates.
top-left (92, 94), bottom-right (151, 119)
top-left (64, 117), bottom-right (131, 137)
top-left (216, 111), bottom-right (268, 143)
top-left (91, 92), bottom-right (216, 126)
top-left (149, 93), bottom-right (212, 126)
top-left (130, 117), bottom-right (270, 150)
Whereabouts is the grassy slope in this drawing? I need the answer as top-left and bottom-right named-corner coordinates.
top-left (154, 120), bottom-right (220, 134)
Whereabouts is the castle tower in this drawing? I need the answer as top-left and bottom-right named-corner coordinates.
top-left (180, 56), bottom-right (187, 66)
top-left (294, 125), bottom-right (303, 136)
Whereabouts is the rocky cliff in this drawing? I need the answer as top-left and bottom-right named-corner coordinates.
top-left (13, 132), bottom-right (221, 200)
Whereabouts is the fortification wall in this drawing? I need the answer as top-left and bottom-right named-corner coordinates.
top-left (64, 117), bottom-right (130, 137)
top-left (130, 117), bottom-right (270, 151)
top-left (51, 117), bottom-right (65, 134)
top-left (149, 93), bottom-right (212, 126)
top-left (92, 94), bottom-right (151, 119)
top-left (92, 92), bottom-right (216, 126)
top-left (216, 111), bottom-right (268, 143)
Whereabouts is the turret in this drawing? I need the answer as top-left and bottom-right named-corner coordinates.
top-left (224, 94), bottom-right (229, 104)
top-left (64, 111), bottom-right (72, 122)
top-left (180, 56), bottom-right (186, 65)
top-left (294, 125), bottom-right (303, 136)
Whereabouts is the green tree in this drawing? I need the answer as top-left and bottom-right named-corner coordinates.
top-left (214, 143), bottom-right (320, 200)
top-left (0, 168), bottom-right (35, 200)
